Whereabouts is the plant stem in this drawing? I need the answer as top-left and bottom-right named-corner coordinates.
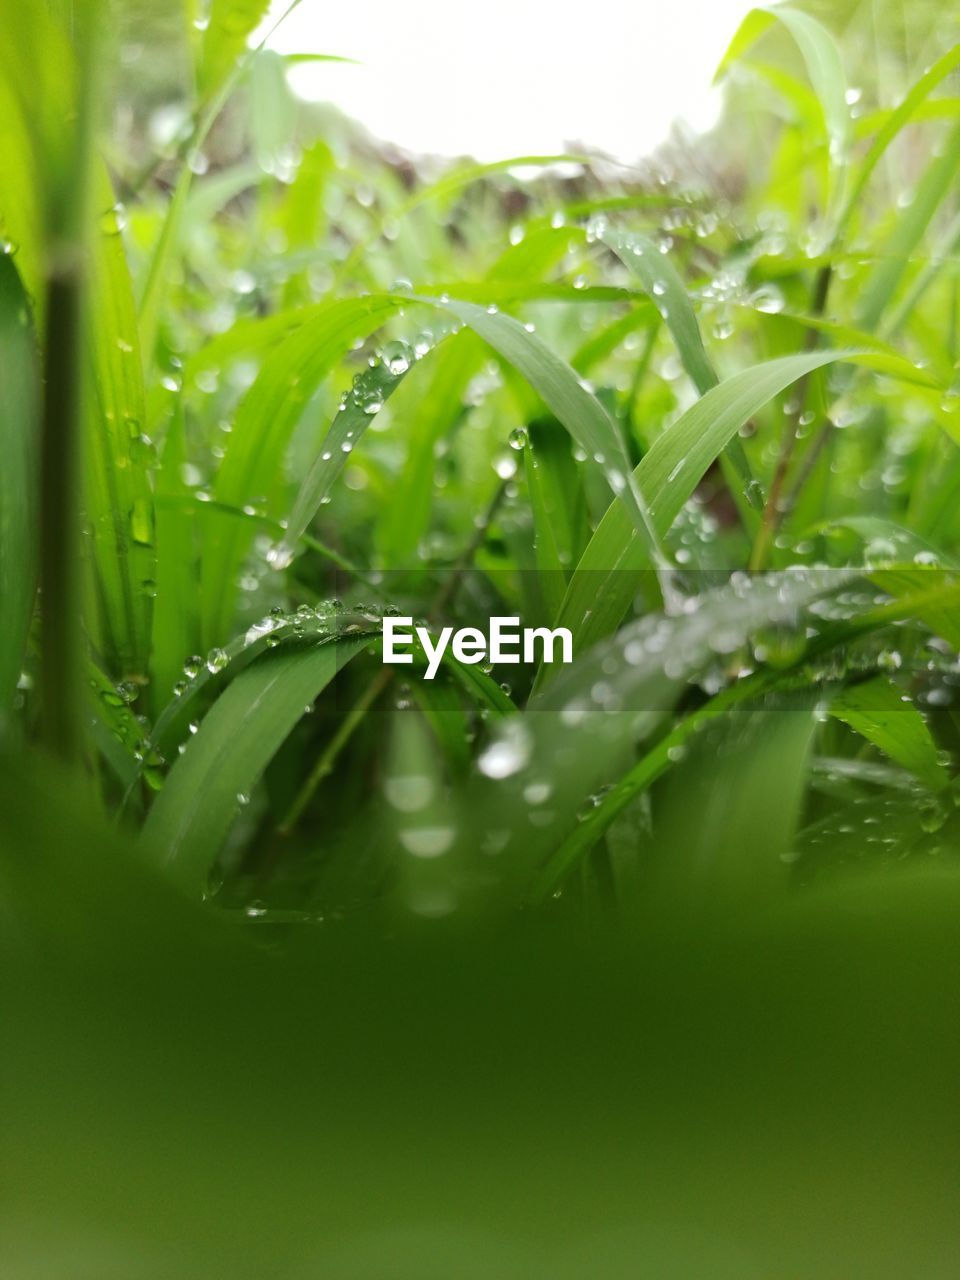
top-left (431, 478), bottom-right (509, 618)
top-left (38, 265), bottom-right (85, 761)
top-left (277, 666), bottom-right (393, 836)
top-left (38, 7), bottom-right (100, 762)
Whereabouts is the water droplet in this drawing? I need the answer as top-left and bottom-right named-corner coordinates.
top-left (267, 542), bottom-right (295, 571)
top-left (523, 781), bottom-right (552, 805)
top-left (384, 774), bottom-right (435, 812)
top-left (750, 285), bottom-right (785, 314)
top-left (382, 339), bottom-right (413, 376)
top-left (508, 426), bottom-right (528, 451)
top-left (206, 647), bottom-right (228, 674)
top-left (477, 720), bottom-right (531, 779)
top-left (100, 203), bottom-right (128, 236)
top-left (398, 826), bottom-right (454, 857)
top-left (920, 800), bottom-right (947, 834)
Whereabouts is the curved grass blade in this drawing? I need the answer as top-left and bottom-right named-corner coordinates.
top-left (276, 294), bottom-right (673, 596)
top-left (202, 294), bottom-right (402, 644)
top-left (552, 350), bottom-right (868, 652)
top-left (142, 634), bottom-right (370, 895)
top-left (601, 229), bottom-right (716, 393)
top-left (814, 516), bottom-right (958, 568)
top-left (717, 7), bottom-right (850, 180)
top-left (267, 324), bottom-right (452, 568)
top-left (434, 297), bottom-right (670, 580)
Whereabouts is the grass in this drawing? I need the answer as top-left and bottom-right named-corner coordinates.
top-left (2, 1), bottom-right (960, 1273)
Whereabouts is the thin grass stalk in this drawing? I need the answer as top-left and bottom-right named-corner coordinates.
top-left (38, 8), bottom-right (99, 761)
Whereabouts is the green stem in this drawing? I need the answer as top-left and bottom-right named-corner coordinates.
top-left (38, 8), bottom-right (100, 761)
top-left (39, 267), bottom-right (84, 760)
top-left (277, 666), bottom-right (393, 836)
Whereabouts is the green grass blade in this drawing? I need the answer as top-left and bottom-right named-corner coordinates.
top-left (718, 6), bottom-right (850, 171)
top-left (0, 256), bottom-right (38, 717)
top-left (601, 226), bottom-right (761, 508)
top-left (830, 677), bottom-right (949, 793)
top-left (263, 321), bottom-right (447, 573)
top-left (202, 295), bottom-right (403, 644)
top-left (85, 178), bottom-right (156, 678)
top-left (601, 229), bottom-right (717, 394)
top-left (836, 42), bottom-right (960, 239)
top-left (464, 569), bottom-right (848, 904)
top-left (142, 635), bottom-right (370, 895)
top-left (856, 115), bottom-right (960, 332)
top-left (554, 350), bottom-right (867, 651)
top-left (150, 407), bottom-right (200, 710)
top-left (525, 419), bottom-right (589, 619)
top-left (375, 332), bottom-right (482, 566)
top-left (436, 297), bottom-right (669, 573)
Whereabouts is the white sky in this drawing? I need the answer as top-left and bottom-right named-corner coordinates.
top-left (264, 0), bottom-right (753, 163)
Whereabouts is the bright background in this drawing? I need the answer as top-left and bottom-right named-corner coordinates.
top-left (262, 0), bottom-right (753, 162)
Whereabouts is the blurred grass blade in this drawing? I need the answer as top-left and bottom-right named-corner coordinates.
top-left (718, 7), bottom-right (850, 187)
top-left (836, 42), bottom-right (960, 239)
top-left (856, 116), bottom-right (960, 331)
top-left (0, 256), bottom-right (38, 717)
top-left (868, 568), bottom-right (960, 649)
top-left (143, 635), bottom-right (369, 895)
top-left (465, 570), bottom-right (848, 905)
top-left (830, 677), bottom-right (949, 793)
top-left (139, 0), bottom-right (306, 364)
top-left (197, 0), bottom-right (274, 96)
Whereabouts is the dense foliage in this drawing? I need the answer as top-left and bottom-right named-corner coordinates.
top-left (2, 4), bottom-right (960, 1272)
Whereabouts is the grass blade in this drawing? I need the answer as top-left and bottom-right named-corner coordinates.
top-left (553, 350), bottom-right (868, 651)
top-left (601, 226), bottom-right (761, 508)
top-left (856, 116), bottom-right (960, 331)
top-left (143, 634), bottom-right (370, 895)
top-left (830, 677), bottom-right (949, 793)
top-left (836, 42), bottom-right (960, 239)
top-left (0, 256), bottom-right (38, 717)
top-left (202, 295), bottom-right (402, 644)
